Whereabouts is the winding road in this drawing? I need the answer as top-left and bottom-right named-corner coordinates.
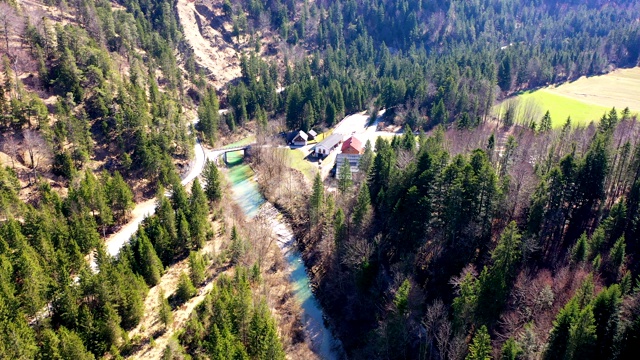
top-left (93, 119), bottom-right (213, 269)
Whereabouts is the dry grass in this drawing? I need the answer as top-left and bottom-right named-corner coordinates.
top-left (176, 0), bottom-right (242, 89)
top-left (498, 67), bottom-right (640, 128)
top-left (126, 221), bottom-right (226, 359)
top-left (547, 67), bottom-right (640, 113)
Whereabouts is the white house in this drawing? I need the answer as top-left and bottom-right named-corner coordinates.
top-left (291, 131), bottom-right (309, 146)
top-left (314, 133), bottom-right (343, 158)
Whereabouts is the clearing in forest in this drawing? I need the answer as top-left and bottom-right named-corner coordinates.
top-left (500, 67), bottom-right (640, 127)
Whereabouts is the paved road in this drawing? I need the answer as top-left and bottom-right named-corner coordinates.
top-left (93, 118), bottom-right (214, 269)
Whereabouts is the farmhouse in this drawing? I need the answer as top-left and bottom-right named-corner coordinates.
top-left (314, 133), bottom-right (343, 158)
top-left (291, 131), bottom-right (309, 146)
top-left (336, 136), bottom-right (364, 177)
top-left (340, 136), bottom-right (363, 155)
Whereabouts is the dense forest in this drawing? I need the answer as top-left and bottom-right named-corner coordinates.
top-left (0, 0), bottom-right (290, 357)
top-left (222, 0), bottom-right (640, 358)
top-left (213, 0), bottom-right (640, 138)
top-left (285, 110), bottom-right (640, 359)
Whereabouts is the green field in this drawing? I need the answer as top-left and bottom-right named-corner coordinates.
top-left (497, 90), bottom-right (613, 128)
top-left (284, 148), bottom-right (317, 180)
top-left (497, 67), bottom-right (640, 128)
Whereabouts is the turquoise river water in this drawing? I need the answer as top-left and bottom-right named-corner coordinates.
top-left (225, 152), bottom-right (343, 359)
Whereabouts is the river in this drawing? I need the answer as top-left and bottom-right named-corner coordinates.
top-left (224, 151), bottom-right (344, 360)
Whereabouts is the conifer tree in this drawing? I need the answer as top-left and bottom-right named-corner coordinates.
top-left (105, 171), bottom-right (134, 222)
top-left (609, 236), bottom-right (626, 276)
top-left (500, 338), bottom-right (522, 360)
top-left (572, 233), bottom-right (589, 264)
top-left (352, 183), bottom-right (371, 230)
top-left (338, 160), bottom-right (353, 194)
top-left (334, 208), bottom-right (347, 245)
top-left (230, 225), bottom-right (245, 265)
top-left (401, 124), bottom-right (416, 152)
top-left (158, 289), bottom-right (173, 328)
top-left (540, 111), bottom-right (552, 132)
top-left (359, 140), bottom-right (374, 177)
top-left (176, 209), bottom-right (191, 255)
top-left (177, 271), bottom-right (196, 303)
top-left (188, 178), bottom-right (209, 249)
top-left (189, 251), bottom-right (206, 286)
top-left (466, 325), bottom-right (492, 360)
top-left (203, 159), bottom-right (222, 203)
top-left (134, 230), bottom-right (164, 286)
top-left (309, 173), bottom-right (324, 226)
top-left (592, 285), bottom-right (622, 357)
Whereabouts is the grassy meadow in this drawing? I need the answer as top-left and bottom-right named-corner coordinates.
top-left (497, 67), bottom-right (640, 128)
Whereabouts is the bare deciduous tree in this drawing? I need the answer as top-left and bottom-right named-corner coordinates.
top-left (2, 134), bottom-right (20, 169)
top-left (0, 3), bottom-right (18, 53)
top-left (23, 129), bottom-right (50, 184)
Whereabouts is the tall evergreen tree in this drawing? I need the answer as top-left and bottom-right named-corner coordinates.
top-left (309, 173), bottom-right (324, 226)
top-left (188, 178), bottom-right (209, 249)
top-left (203, 159), bottom-right (222, 203)
top-left (466, 325), bottom-right (492, 360)
top-left (338, 160), bottom-right (353, 194)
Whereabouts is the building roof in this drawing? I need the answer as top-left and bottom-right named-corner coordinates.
top-left (308, 129), bottom-right (318, 137)
top-left (341, 136), bottom-right (363, 154)
top-left (316, 133), bottom-right (343, 149)
top-left (293, 130), bottom-right (308, 141)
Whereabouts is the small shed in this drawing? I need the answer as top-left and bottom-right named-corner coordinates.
top-left (315, 133), bottom-right (343, 158)
top-left (307, 129), bottom-right (318, 141)
top-left (291, 131), bottom-right (309, 146)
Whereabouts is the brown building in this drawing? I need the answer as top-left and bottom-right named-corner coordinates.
top-left (340, 136), bottom-right (364, 155)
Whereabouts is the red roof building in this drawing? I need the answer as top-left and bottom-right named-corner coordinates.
top-left (341, 136), bottom-right (363, 155)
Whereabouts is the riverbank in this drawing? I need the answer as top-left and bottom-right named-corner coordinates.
top-left (224, 151), bottom-right (345, 359)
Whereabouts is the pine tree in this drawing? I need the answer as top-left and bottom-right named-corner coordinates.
top-left (500, 338), bottom-right (522, 360)
top-left (247, 301), bottom-right (285, 360)
top-left (230, 225), bottom-right (245, 265)
top-left (452, 270), bottom-right (479, 329)
top-left (188, 178), bottom-right (210, 249)
top-left (135, 230), bottom-right (164, 286)
top-left (352, 183), bottom-right (371, 230)
top-left (545, 296), bottom-right (580, 360)
top-left (359, 140), bottom-right (374, 177)
top-left (177, 271), bottom-right (196, 303)
top-left (309, 173), bottom-right (324, 226)
top-left (203, 159), bottom-right (222, 203)
top-left (58, 327), bottom-right (95, 360)
top-left (566, 304), bottom-right (596, 360)
top-left (158, 289), bottom-right (173, 328)
top-left (466, 325), bottom-right (492, 360)
top-left (189, 251), bottom-right (206, 286)
top-left (198, 87), bottom-right (220, 145)
top-left (176, 209), bottom-right (191, 255)
top-left (401, 124), bottom-right (416, 152)
top-left (334, 208), bottom-right (347, 245)
top-left (171, 180), bottom-right (189, 213)
top-left (572, 233), bottom-right (589, 264)
top-left (430, 99), bottom-right (448, 126)
top-left (539, 111), bottom-right (552, 132)
top-left (609, 237), bottom-right (626, 276)
top-left (498, 55), bottom-right (513, 92)
top-left (592, 285), bottom-right (622, 358)
top-left (325, 101), bottom-right (337, 126)
top-left (338, 160), bottom-right (353, 194)
top-left (394, 279), bottom-right (411, 315)
top-left (105, 171), bottom-right (134, 222)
